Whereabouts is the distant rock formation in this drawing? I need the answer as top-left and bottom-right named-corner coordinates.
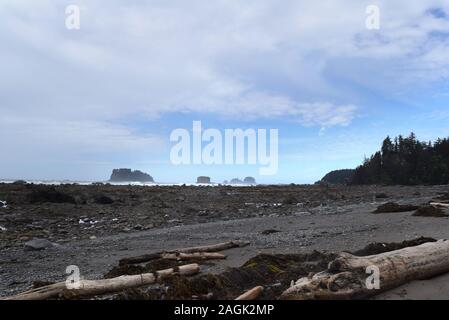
top-left (110, 169), bottom-right (154, 182)
top-left (13, 180), bottom-right (27, 185)
top-left (228, 177), bottom-right (256, 184)
top-left (318, 169), bottom-right (355, 185)
top-left (243, 177), bottom-right (256, 184)
top-left (196, 176), bottom-right (211, 184)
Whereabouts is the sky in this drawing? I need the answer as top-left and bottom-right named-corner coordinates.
top-left (1, 0), bottom-right (449, 184)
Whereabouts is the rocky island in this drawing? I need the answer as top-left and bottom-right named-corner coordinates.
top-left (243, 177), bottom-right (256, 184)
top-left (109, 169), bottom-right (154, 183)
top-left (229, 177), bottom-right (256, 184)
top-left (196, 176), bottom-right (211, 184)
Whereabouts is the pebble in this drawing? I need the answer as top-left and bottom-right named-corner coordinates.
top-left (24, 238), bottom-right (60, 251)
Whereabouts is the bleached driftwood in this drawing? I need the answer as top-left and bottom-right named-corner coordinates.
top-left (171, 240), bottom-right (249, 253)
top-left (430, 202), bottom-right (449, 208)
top-left (2, 264), bottom-right (200, 300)
top-left (235, 286), bottom-right (264, 300)
top-left (282, 240), bottom-right (449, 300)
top-left (119, 240), bottom-right (249, 265)
top-left (160, 252), bottom-right (226, 261)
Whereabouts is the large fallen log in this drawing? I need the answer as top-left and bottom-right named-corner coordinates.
top-left (281, 239), bottom-right (449, 300)
top-left (235, 286), bottom-right (264, 300)
top-left (119, 240), bottom-right (249, 265)
top-left (430, 202), bottom-right (449, 208)
top-left (2, 264), bottom-right (200, 300)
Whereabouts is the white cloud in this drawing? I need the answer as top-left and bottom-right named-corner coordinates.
top-left (2, 0), bottom-right (448, 124)
top-left (0, 115), bottom-right (164, 160)
top-left (0, 2), bottom-right (350, 123)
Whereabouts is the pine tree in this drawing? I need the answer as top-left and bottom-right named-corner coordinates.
top-left (350, 133), bottom-right (449, 185)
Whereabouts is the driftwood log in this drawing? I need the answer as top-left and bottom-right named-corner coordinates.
top-left (430, 202), bottom-right (449, 208)
top-left (282, 239), bottom-right (449, 300)
top-left (119, 240), bottom-right (249, 265)
top-left (235, 286), bottom-right (264, 300)
top-left (160, 252), bottom-right (225, 261)
top-left (2, 264), bottom-right (199, 300)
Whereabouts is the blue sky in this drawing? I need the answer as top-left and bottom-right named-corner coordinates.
top-left (1, 0), bottom-right (449, 183)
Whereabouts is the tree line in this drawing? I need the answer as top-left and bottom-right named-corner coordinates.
top-left (350, 133), bottom-right (449, 185)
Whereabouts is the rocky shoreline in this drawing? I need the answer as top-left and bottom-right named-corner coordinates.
top-left (1, 183), bottom-right (449, 298)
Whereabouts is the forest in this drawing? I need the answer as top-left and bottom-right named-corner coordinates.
top-left (350, 133), bottom-right (449, 185)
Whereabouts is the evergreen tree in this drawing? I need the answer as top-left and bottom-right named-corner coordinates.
top-left (350, 133), bottom-right (449, 185)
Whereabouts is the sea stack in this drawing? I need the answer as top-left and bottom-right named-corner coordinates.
top-left (110, 169), bottom-right (154, 182)
top-left (196, 176), bottom-right (211, 184)
top-left (243, 177), bottom-right (256, 184)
